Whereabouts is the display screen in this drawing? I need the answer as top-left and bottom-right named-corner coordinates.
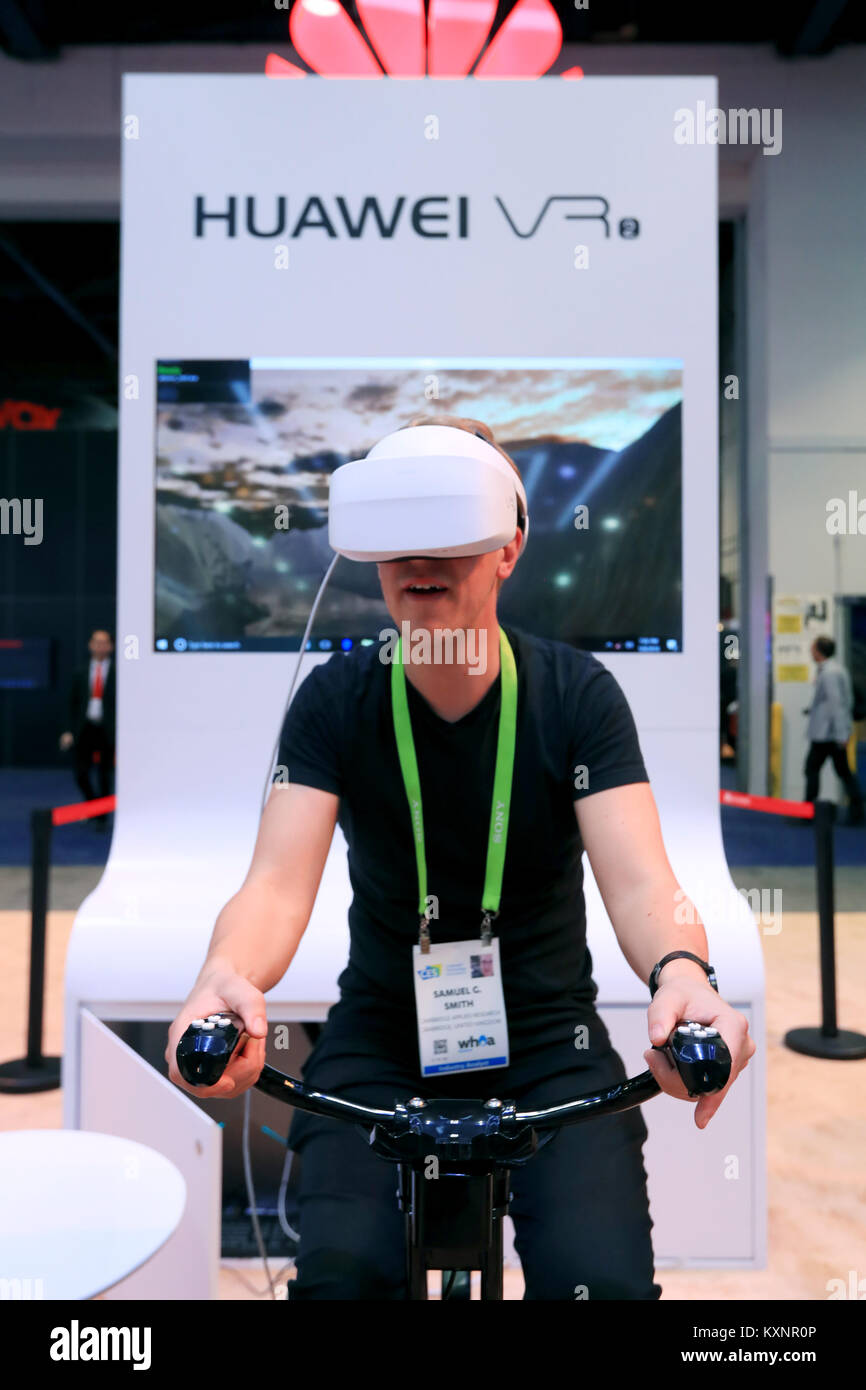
top-left (154, 358), bottom-right (682, 654)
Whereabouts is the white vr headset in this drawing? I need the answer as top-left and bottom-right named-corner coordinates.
top-left (327, 424), bottom-right (529, 562)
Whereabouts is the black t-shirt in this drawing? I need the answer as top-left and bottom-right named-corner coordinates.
top-left (274, 623), bottom-right (649, 1074)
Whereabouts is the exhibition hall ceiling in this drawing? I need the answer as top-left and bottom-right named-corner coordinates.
top-left (0, 0), bottom-right (863, 62)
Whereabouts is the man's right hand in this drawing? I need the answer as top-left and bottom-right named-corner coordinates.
top-left (166, 972), bottom-right (268, 1099)
top-left (59, 731), bottom-right (74, 751)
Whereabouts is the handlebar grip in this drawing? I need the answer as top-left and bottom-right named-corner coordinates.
top-left (661, 1021), bottom-right (732, 1096)
top-left (176, 1012), bottom-right (247, 1087)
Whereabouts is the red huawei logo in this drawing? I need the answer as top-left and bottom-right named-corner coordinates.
top-left (266, 0), bottom-right (583, 80)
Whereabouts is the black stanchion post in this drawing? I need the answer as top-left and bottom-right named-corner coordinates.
top-left (785, 799), bottom-right (866, 1060)
top-left (0, 808), bottom-right (62, 1092)
top-left (815, 799), bottom-right (838, 1037)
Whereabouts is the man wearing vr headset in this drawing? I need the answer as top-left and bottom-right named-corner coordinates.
top-left (168, 415), bottom-right (754, 1300)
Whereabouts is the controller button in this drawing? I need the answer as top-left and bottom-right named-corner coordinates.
top-left (191, 1018), bottom-right (205, 1027)
top-left (676, 1025), bottom-right (690, 1035)
top-left (200, 1021), bottom-right (215, 1030)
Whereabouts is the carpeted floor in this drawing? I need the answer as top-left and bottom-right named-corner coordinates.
top-left (2, 761), bottom-right (865, 870)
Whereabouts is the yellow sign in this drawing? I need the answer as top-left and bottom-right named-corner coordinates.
top-left (777, 665), bottom-right (810, 683)
top-left (776, 614), bottom-right (802, 634)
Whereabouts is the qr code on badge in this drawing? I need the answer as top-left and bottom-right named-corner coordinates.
top-left (433, 1038), bottom-right (447, 1056)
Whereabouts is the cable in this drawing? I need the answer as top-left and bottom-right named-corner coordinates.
top-left (259, 551), bottom-right (341, 813)
top-left (241, 1089), bottom-right (277, 1297)
top-left (237, 550), bottom-right (340, 1296)
top-left (277, 1145), bottom-right (301, 1243)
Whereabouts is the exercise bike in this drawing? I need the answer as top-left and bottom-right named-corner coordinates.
top-left (177, 1015), bottom-right (731, 1300)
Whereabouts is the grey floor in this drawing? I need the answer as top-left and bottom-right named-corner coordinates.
top-left (1, 864), bottom-right (105, 911)
top-left (1, 863), bottom-right (864, 914)
top-left (728, 865), bottom-right (865, 912)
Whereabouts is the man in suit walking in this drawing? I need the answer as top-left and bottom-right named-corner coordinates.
top-left (59, 629), bottom-right (116, 825)
top-left (804, 635), bottom-right (864, 826)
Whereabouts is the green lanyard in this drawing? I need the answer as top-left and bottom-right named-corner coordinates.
top-left (390, 627), bottom-right (517, 952)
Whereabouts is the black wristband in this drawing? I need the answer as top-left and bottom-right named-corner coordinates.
top-left (649, 951), bottom-right (719, 998)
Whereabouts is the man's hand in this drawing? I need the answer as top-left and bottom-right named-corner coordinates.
top-left (644, 978), bottom-right (755, 1130)
top-left (165, 970), bottom-right (268, 1100)
top-left (59, 731), bottom-right (74, 751)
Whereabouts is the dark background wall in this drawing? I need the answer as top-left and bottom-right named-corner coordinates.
top-left (0, 219), bottom-right (119, 768)
top-left (0, 428), bottom-right (117, 766)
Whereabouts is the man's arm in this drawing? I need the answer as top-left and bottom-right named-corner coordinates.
top-left (827, 667), bottom-right (852, 743)
top-left (60, 670), bottom-right (82, 749)
top-left (575, 782), bottom-right (755, 1126)
top-left (575, 782), bottom-right (708, 986)
top-left (165, 780), bottom-right (338, 1096)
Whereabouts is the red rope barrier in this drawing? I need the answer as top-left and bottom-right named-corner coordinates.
top-left (52, 790), bottom-right (809, 826)
top-left (51, 795), bottom-right (116, 826)
top-left (719, 788), bottom-right (814, 819)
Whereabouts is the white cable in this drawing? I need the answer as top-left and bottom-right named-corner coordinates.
top-left (277, 1146), bottom-right (301, 1243)
top-left (239, 550), bottom-right (340, 1295)
top-left (241, 1089), bottom-right (276, 1298)
top-left (259, 551), bottom-right (341, 813)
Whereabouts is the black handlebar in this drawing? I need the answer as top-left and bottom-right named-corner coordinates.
top-left (253, 1060), bottom-right (662, 1129)
top-left (250, 1061), bottom-right (666, 1170)
top-left (175, 1016), bottom-right (732, 1299)
top-left (177, 1014), bottom-right (732, 1166)
top-left (254, 1062), bottom-right (399, 1123)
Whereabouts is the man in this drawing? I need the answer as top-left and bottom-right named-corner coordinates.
top-left (804, 635), bottom-right (865, 826)
top-left (167, 415), bottom-right (754, 1300)
top-left (60, 629), bottom-right (116, 825)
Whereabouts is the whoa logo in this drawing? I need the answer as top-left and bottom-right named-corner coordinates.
top-left (458, 1034), bottom-right (496, 1049)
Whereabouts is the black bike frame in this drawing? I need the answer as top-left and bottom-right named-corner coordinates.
top-left (254, 1063), bottom-right (662, 1301)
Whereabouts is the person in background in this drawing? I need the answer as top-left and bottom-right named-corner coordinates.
top-left (59, 629), bottom-right (116, 827)
top-left (719, 622), bottom-right (739, 761)
top-left (804, 635), bottom-right (865, 826)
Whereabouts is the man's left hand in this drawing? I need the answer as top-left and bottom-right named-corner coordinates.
top-left (643, 979), bottom-right (755, 1129)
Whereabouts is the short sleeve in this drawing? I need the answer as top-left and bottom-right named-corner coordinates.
top-left (272, 659), bottom-right (344, 796)
top-left (567, 661), bottom-right (649, 801)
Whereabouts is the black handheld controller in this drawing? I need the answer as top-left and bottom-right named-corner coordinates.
top-left (176, 1011), bottom-right (247, 1087)
top-left (658, 1020), bottom-right (732, 1096)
